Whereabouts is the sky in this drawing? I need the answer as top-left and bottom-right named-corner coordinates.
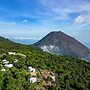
top-left (0, 0), bottom-right (90, 47)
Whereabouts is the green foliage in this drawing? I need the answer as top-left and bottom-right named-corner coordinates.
top-left (0, 37), bottom-right (90, 90)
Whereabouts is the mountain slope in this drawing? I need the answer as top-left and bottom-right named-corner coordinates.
top-left (0, 36), bottom-right (90, 90)
top-left (34, 31), bottom-right (90, 61)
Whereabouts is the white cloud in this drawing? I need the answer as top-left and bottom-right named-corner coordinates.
top-left (39, 0), bottom-right (90, 21)
top-left (22, 19), bottom-right (28, 23)
top-left (12, 22), bottom-right (16, 25)
top-left (13, 37), bottom-right (40, 40)
top-left (74, 15), bottom-right (85, 24)
top-left (0, 22), bottom-right (16, 26)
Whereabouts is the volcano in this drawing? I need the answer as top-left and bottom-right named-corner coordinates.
top-left (34, 31), bottom-right (90, 61)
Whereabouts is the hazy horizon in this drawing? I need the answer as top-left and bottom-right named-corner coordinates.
top-left (2, 32), bottom-right (89, 48)
top-left (10, 38), bottom-right (90, 48)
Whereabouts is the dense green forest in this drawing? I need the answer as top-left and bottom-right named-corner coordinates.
top-left (0, 36), bottom-right (90, 90)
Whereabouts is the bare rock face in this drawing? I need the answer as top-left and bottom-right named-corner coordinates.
top-left (34, 31), bottom-right (90, 61)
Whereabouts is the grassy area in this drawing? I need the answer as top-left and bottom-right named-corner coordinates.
top-left (16, 53), bottom-right (26, 57)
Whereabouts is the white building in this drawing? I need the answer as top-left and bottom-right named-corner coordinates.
top-left (3, 61), bottom-right (9, 64)
top-left (30, 77), bottom-right (37, 83)
top-left (5, 64), bottom-right (13, 68)
top-left (1, 68), bottom-right (6, 72)
top-left (28, 66), bottom-right (35, 72)
top-left (50, 76), bottom-right (55, 82)
top-left (2, 59), bottom-right (7, 62)
top-left (8, 52), bottom-right (16, 55)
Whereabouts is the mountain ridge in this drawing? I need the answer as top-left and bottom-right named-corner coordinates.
top-left (34, 31), bottom-right (90, 61)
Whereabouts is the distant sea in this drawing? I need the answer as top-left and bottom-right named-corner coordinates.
top-left (10, 39), bottom-right (38, 45)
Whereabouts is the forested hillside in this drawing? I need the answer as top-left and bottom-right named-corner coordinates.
top-left (0, 36), bottom-right (90, 90)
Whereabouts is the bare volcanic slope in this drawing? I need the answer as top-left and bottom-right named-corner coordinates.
top-left (34, 31), bottom-right (90, 61)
